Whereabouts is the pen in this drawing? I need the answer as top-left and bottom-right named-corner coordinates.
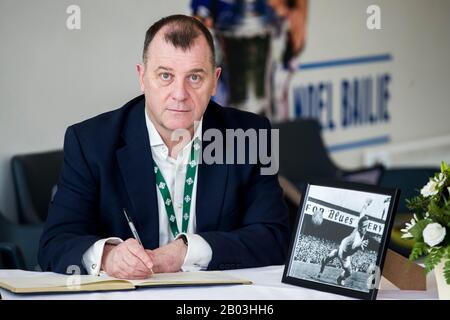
top-left (123, 208), bottom-right (142, 245)
top-left (123, 208), bottom-right (153, 274)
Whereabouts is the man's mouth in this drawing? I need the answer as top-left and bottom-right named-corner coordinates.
top-left (167, 108), bottom-right (191, 113)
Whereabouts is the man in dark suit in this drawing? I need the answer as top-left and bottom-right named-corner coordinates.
top-left (38, 14), bottom-right (290, 279)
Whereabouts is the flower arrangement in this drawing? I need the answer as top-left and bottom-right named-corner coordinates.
top-left (401, 162), bottom-right (450, 284)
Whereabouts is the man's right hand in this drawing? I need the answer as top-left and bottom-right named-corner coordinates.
top-left (101, 238), bottom-right (154, 279)
top-left (361, 239), bottom-right (369, 251)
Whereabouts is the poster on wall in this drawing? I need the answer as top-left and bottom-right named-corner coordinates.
top-left (190, 0), bottom-right (393, 158)
top-left (191, 0), bottom-right (308, 120)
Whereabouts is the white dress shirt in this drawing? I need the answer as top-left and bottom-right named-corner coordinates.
top-left (82, 111), bottom-right (212, 275)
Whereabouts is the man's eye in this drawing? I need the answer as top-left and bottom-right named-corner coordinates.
top-left (160, 73), bottom-right (172, 81)
top-left (189, 74), bottom-right (201, 82)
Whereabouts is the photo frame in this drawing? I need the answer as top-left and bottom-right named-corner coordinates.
top-left (282, 180), bottom-right (400, 300)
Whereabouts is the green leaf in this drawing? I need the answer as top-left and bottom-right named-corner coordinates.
top-left (429, 200), bottom-right (450, 226)
top-left (409, 242), bottom-right (428, 261)
top-left (406, 196), bottom-right (429, 215)
top-left (444, 259), bottom-right (450, 285)
top-left (441, 162), bottom-right (450, 181)
top-left (408, 219), bottom-right (431, 241)
top-left (424, 247), bottom-right (445, 274)
top-left (441, 161), bottom-right (449, 173)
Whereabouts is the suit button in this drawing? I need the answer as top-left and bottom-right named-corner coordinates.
top-left (92, 264), bottom-right (97, 270)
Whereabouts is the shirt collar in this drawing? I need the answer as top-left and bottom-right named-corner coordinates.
top-left (145, 109), bottom-right (203, 149)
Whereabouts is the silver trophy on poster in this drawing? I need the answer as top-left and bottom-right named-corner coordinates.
top-left (214, 0), bottom-right (276, 115)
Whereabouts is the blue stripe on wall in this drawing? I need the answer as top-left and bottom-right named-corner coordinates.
top-left (328, 135), bottom-right (390, 153)
top-left (300, 54), bottom-right (393, 70)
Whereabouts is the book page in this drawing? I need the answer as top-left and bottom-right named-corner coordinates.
top-left (130, 271), bottom-right (252, 287)
top-left (0, 271), bottom-right (251, 293)
top-left (0, 273), bottom-right (133, 293)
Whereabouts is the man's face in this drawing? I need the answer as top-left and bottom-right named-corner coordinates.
top-left (359, 221), bottom-right (369, 235)
top-left (137, 27), bottom-right (221, 138)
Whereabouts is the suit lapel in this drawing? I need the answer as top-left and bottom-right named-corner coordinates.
top-left (116, 99), bottom-right (159, 249)
top-left (196, 102), bottom-right (228, 231)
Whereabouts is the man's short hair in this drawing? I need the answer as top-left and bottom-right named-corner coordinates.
top-left (358, 215), bottom-right (369, 228)
top-left (142, 14), bottom-right (215, 67)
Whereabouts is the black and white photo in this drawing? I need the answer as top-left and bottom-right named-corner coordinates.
top-left (282, 181), bottom-right (399, 300)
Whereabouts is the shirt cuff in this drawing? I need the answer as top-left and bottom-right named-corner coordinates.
top-left (82, 237), bottom-right (123, 275)
top-left (176, 233), bottom-right (212, 272)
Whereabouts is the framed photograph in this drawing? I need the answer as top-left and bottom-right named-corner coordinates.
top-left (282, 180), bottom-right (400, 300)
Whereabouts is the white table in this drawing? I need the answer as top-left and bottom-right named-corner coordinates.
top-left (0, 265), bottom-right (438, 300)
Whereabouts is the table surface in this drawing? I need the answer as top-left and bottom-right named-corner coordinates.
top-left (0, 265), bottom-right (438, 300)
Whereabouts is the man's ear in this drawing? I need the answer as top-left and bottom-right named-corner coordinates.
top-left (211, 67), bottom-right (222, 96)
top-left (215, 67), bottom-right (222, 81)
top-left (136, 63), bottom-right (145, 92)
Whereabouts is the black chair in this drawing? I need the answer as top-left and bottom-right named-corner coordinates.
top-left (379, 167), bottom-right (439, 257)
top-left (273, 119), bottom-right (384, 223)
top-left (0, 242), bottom-right (24, 270)
top-left (278, 175), bottom-right (302, 227)
top-left (12, 150), bottom-right (63, 224)
top-left (273, 119), bottom-right (384, 186)
top-left (0, 212), bottom-right (43, 270)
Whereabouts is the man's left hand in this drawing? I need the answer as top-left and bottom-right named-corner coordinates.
top-left (146, 238), bottom-right (187, 273)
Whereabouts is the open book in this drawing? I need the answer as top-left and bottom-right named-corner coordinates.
top-left (0, 270), bottom-right (252, 294)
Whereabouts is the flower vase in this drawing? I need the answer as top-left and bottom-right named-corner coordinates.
top-left (435, 260), bottom-right (450, 300)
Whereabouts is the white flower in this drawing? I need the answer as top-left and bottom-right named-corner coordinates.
top-left (405, 217), bottom-right (416, 229)
top-left (401, 215), bottom-right (418, 238)
top-left (423, 223), bottom-right (446, 247)
top-left (401, 232), bottom-right (413, 239)
top-left (434, 172), bottom-right (446, 187)
top-left (420, 180), bottom-right (439, 197)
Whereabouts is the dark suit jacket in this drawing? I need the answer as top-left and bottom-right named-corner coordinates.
top-left (38, 95), bottom-right (290, 274)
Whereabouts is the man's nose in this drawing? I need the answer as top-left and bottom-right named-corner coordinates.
top-left (171, 78), bottom-right (188, 101)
